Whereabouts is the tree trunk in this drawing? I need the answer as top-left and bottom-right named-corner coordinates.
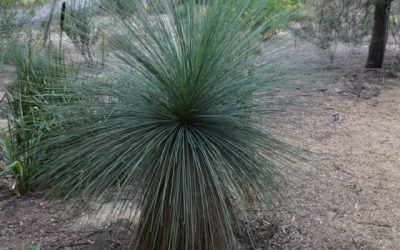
top-left (43, 0), bottom-right (58, 48)
top-left (366, 0), bottom-right (392, 68)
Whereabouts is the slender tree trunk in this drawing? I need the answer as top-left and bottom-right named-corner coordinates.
top-left (43, 0), bottom-right (58, 48)
top-left (366, 0), bottom-right (393, 68)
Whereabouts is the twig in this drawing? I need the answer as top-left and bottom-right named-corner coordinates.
top-left (55, 230), bottom-right (103, 249)
top-left (0, 93), bottom-right (6, 103)
top-left (354, 220), bottom-right (392, 228)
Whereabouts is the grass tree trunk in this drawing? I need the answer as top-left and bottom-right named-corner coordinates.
top-left (366, 0), bottom-right (393, 68)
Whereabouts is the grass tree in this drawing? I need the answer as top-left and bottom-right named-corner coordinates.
top-left (34, 0), bottom-right (319, 249)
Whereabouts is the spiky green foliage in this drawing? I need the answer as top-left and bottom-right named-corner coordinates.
top-left (35, 0), bottom-right (322, 249)
top-left (0, 129), bottom-right (25, 190)
top-left (3, 46), bottom-right (73, 193)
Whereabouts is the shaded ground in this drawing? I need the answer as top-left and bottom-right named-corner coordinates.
top-left (0, 187), bottom-right (131, 250)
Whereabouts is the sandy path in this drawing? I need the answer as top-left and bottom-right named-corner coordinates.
top-left (270, 78), bottom-right (400, 249)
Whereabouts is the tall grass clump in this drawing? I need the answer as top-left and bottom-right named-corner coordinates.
top-left (2, 46), bottom-right (74, 194)
top-left (36, 0), bottom-right (322, 249)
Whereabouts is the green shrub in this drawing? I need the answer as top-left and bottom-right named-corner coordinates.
top-left (247, 0), bottom-right (303, 38)
top-left (35, 1), bottom-right (317, 249)
top-left (0, 8), bottom-right (29, 51)
top-left (0, 0), bottom-right (49, 52)
top-left (2, 45), bottom-right (74, 194)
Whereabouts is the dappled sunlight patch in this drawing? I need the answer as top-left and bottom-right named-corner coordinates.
top-left (73, 201), bottom-right (141, 229)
